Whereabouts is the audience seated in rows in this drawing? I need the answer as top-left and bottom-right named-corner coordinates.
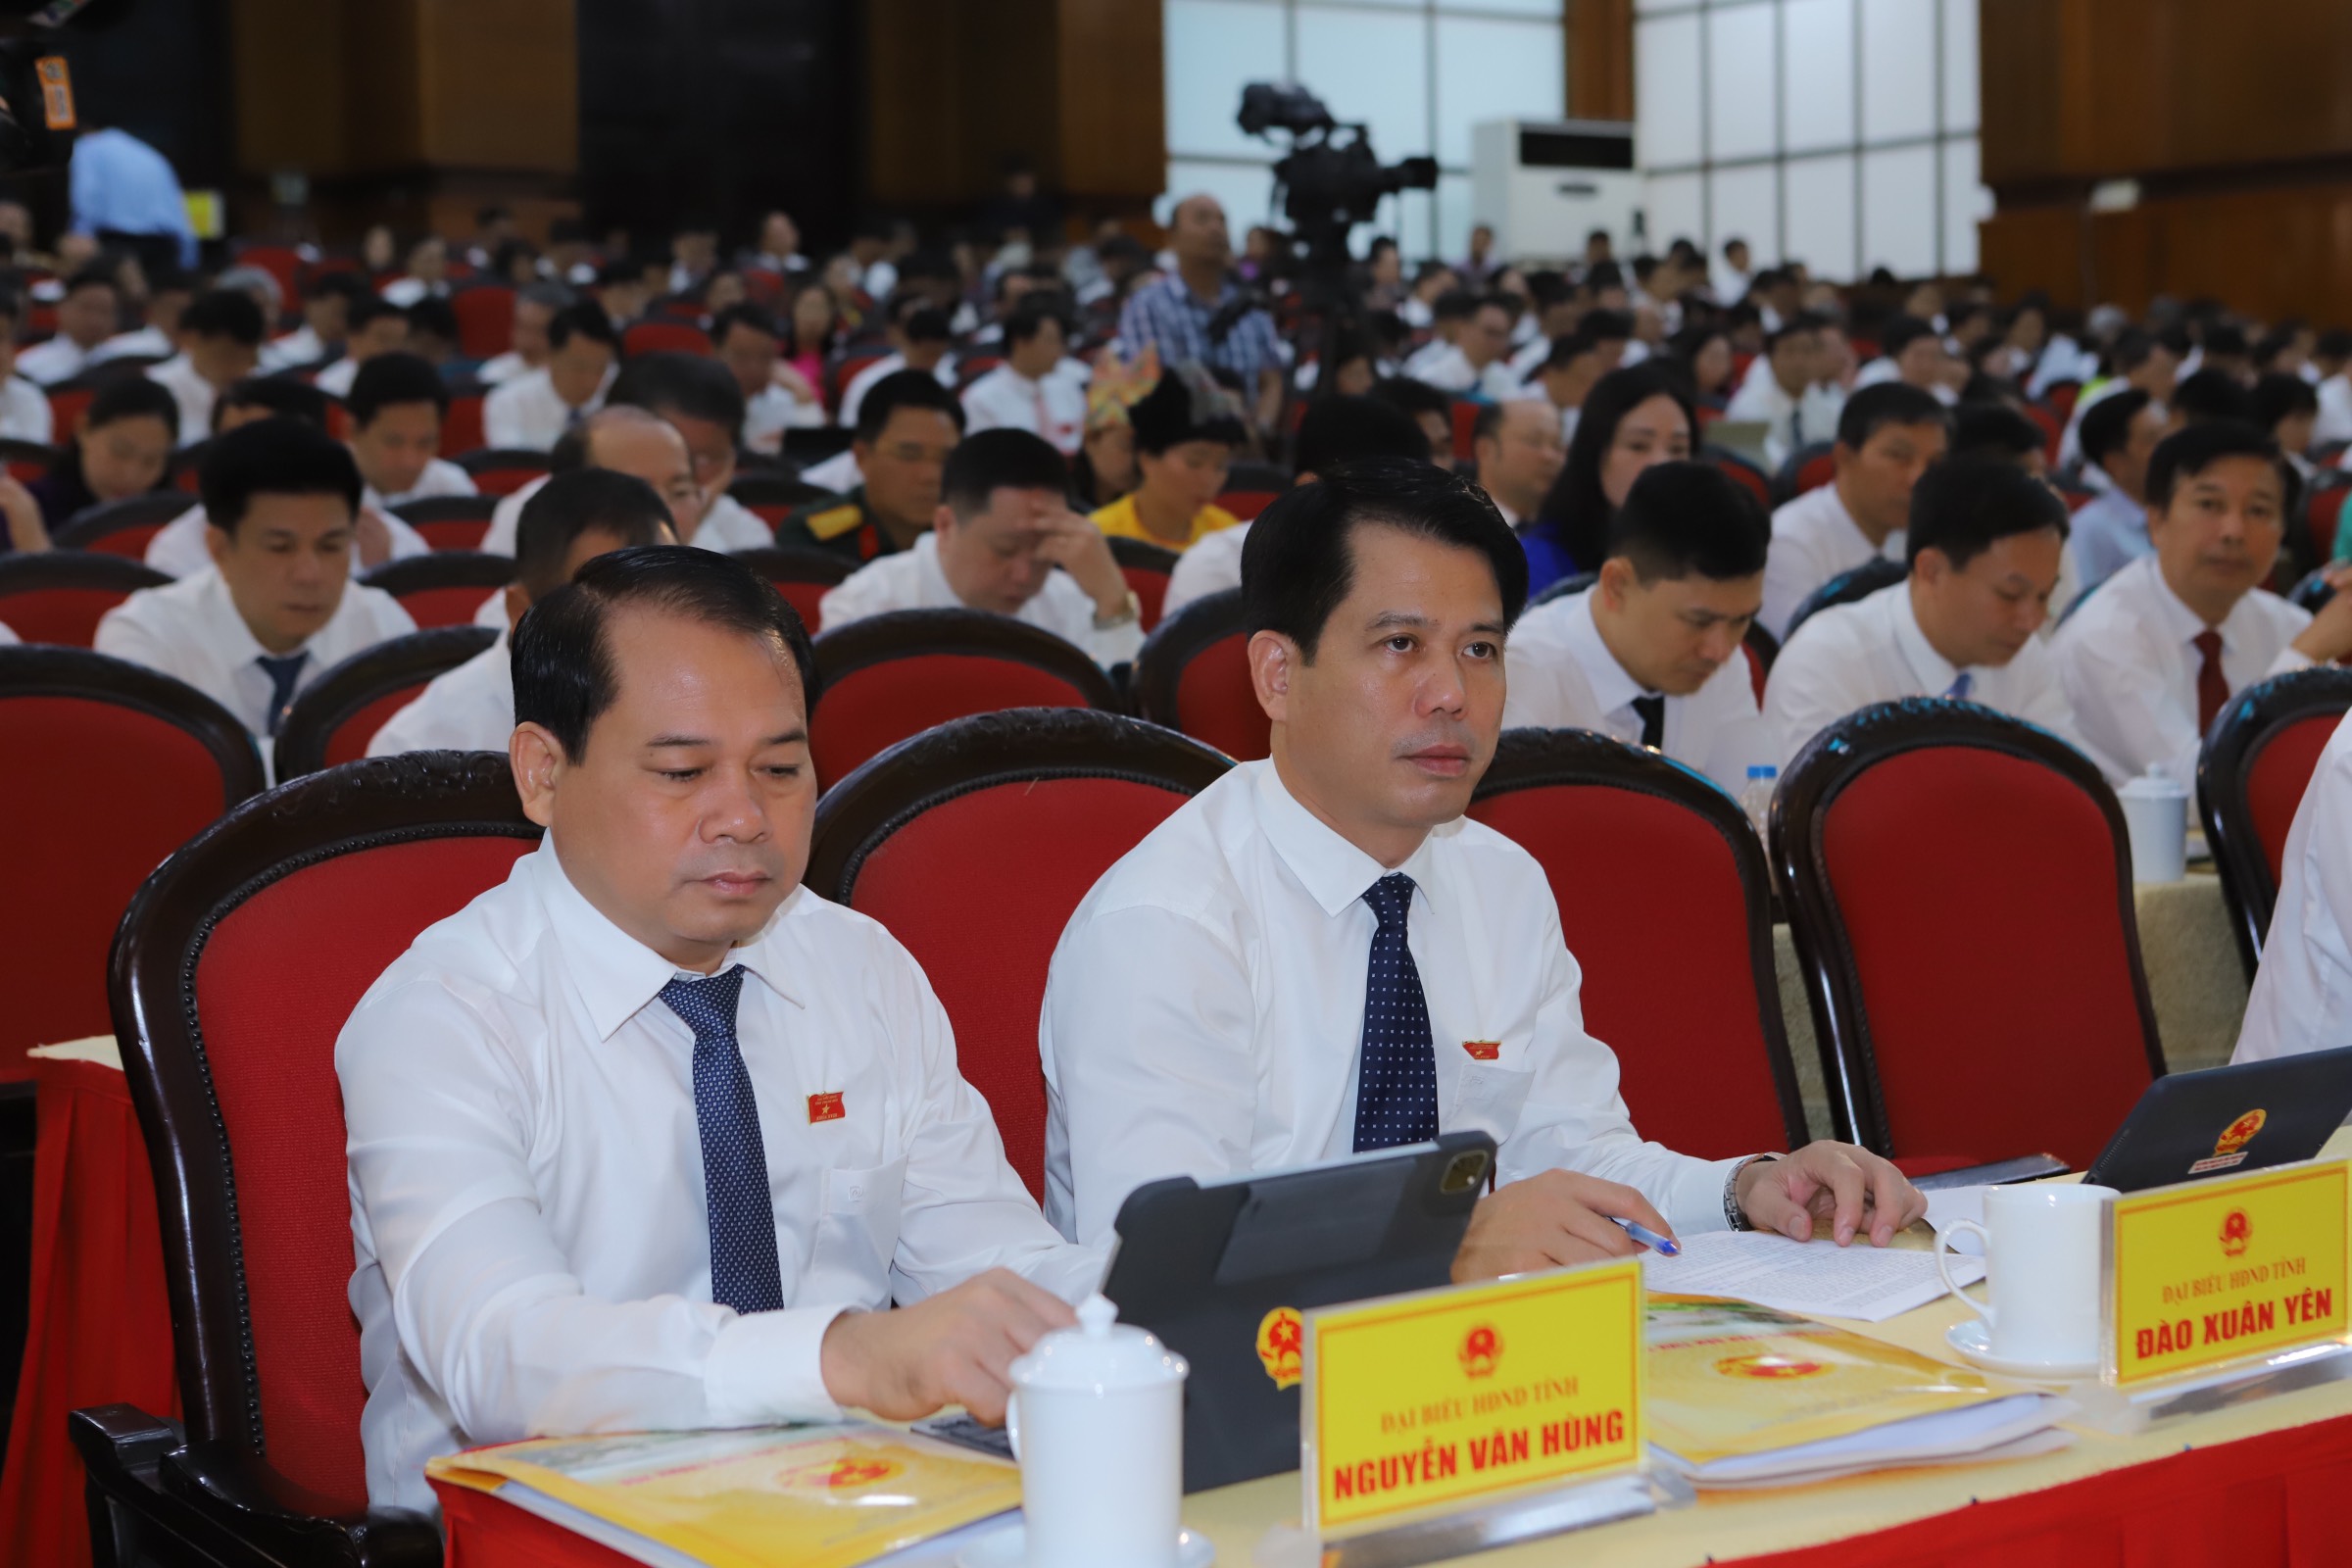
top-left (1759, 384), bottom-right (1948, 640)
top-left (1470, 399), bottom-right (1565, 531)
top-left (961, 296), bottom-right (1087, 455)
top-left (776, 370), bottom-right (962, 562)
top-left (1088, 362), bottom-right (1246, 551)
top-left (18, 265), bottom-right (122, 385)
top-left (2069, 388), bottom-right (2174, 597)
top-left (259, 271), bottom-right (366, 373)
top-left (1724, 313), bottom-right (1843, 471)
top-left (837, 296), bottom-right (956, 431)
top-left (713, 302), bottom-right (822, 455)
top-left (483, 302), bottom-right (620, 451)
top-left (314, 295), bottom-right (413, 399)
top-left (478, 280), bottom-right (573, 387)
top-left (1523, 362), bottom-right (1695, 597)
top-left (0, 291), bottom-right (51, 444)
top-left (146, 287), bottom-right (266, 446)
top-left (27, 374), bottom-right (178, 531)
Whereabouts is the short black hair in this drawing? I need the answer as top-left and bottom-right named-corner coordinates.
top-left (304, 271), bottom-right (368, 306)
top-left (63, 264), bottom-right (118, 298)
top-left (1950, 402), bottom-right (2045, 464)
top-left (407, 295), bottom-right (460, 344)
top-left (84, 374), bottom-right (180, 437)
top-left (513, 545), bottom-right (814, 761)
top-left (2252, 370), bottom-right (2321, 428)
top-left (549, 303), bottom-right (620, 352)
top-left (218, 376), bottom-right (329, 430)
top-left (1606, 461), bottom-right (1768, 582)
top-left (2172, 368), bottom-right (2257, 427)
top-left (941, 427), bottom-right (1068, 516)
top-left (1878, 315), bottom-right (1940, 357)
top-left (345, 295), bottom-right (407, 335)
top-left (1129, 369), bottom-right (1248, 456)
top-left (711, 302), bottom-right (780, 343)
top-left (2202, 323), bottom-right (2250, 359)
top-left (2079, 388), bottom-right (2155, 470)
top-left (2314, 327), bottom-right (2352, 363)
top-left (1241, 458), bottom-right (1527, 662)
top-left (1766, 312), bottom-right (1828, 353)
top-left (2109, 329), bottom-right (2166, 373)
top-left (1004, 294), bottom-right (1068, 349)
top-left (1906, 453), bottom-right (2070, 570)
top-left (180, 288), bottom-right (266, 347)
top-left (610, 351), bottom-right (747, 440)
top-left (1836, 382), bottom-right (1949, 450)
top-left (1431, 290), bottom-right (1479, 324)
top-left (1294, 394), bottom-right (1431, 475)
top-left (346, 352), bottom-right (451, 425)
top-left (2145, 421), bottom-right (2294, 511)
top-left (902, 307), bottom-right (954, 345)
top-left (199, 416), bottom-right (364, 535)
top-left (514, 468), bottom-right (677, 598)
top-left (853, 368), bottom-right (965, 444)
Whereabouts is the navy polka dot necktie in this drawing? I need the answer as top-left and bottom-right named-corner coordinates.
top-left (1351, 873), bottom-right (1440, 1154)
top-left (660, 967), bottom-right (785, 1315)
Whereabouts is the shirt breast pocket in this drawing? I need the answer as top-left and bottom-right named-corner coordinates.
top-left (1447, 1063), bottom-right (1535, 1146)
top-left (804, 1158), bottom-right (909, 1307)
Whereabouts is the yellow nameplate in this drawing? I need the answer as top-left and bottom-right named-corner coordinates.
top-left (1302, 1260), bottom-right (1643, 1533)
top-left (2107, 1159), bottom-right (2350, 1388)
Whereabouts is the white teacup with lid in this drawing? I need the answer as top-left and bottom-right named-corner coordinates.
top-left (1004, 1292), bottom-right (1190, 1568)
top-left (2118, 764), bottom-right (2189, 883)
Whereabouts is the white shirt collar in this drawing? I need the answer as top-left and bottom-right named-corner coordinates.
top-left (2141, 557), bottom-right (2223, 649)
top-left (194, 564), bottom-right (290, 667)
top-left (1250, 760), bottom-right (1442, 920)
top-left (1555, 590), bottom-right (1651, 718)
top-left (1884, 581), bottom-right (1962, 692)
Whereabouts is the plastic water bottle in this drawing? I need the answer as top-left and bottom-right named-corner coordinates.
top-left (1740, 764), bottom-right (1778, 842)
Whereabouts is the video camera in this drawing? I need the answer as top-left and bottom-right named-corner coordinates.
top-left (0, 0), bottom-right (134, 173)
top-left (1237, 81), bottom-right (1437, 274)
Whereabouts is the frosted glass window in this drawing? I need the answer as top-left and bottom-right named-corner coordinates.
top-left (1857, 0), bottom-right (1936, 142)
top-left (1297, 9), bottom-right (1433, 168)
top-left (1396, 188), bottom-right (1438, 262)
top-left (1941, 136), bottom-right (1985, 272)
top-left (1780, 0), bottom-right (1854, 153)
top-left (1635, 0), bottom-right (1690, 13)
top-left (1705, 4), bottom-right (1779, 161)
top-left (1859, 143), bottom-right (1936, 276)
top-left (1637, 15), bottom-right (1704, 169)
top-left (1644, 172), bottom-right (1707, 256)
top-left (1436, 0), bottom-right (1559, 14)
top-left (1434, 16), bottom-right (1565, 168)
top-left (1161, 162), bottom-right (1282, 236)
top-left (1710, 164), bottom-right (1781, 262)
top-left (1941, 0), bottom-right (1979, 133)
top-left (1435, 173), bottom-right (1476, 264)
top-left (1783, 152), bottom-right (1856, 279)
top-left (1166, 1), bottom-right (1292, 160)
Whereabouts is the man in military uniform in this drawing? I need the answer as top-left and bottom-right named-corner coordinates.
top-left (776, 369), bottom-right (965, 564)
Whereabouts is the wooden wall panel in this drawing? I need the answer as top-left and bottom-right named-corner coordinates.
top-left (1568, 0), bottom-right (1634, 122)
top-left (417, 0), bottom-right (578, 172)
top-left (1057, 0), bottom-right (1166, 201)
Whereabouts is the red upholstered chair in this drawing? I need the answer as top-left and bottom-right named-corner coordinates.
top-left (443, 389), bottom-right (487, 458)
top-left (456, 447), bottom-right (553, 496)
top-left (360, 551), bottom-right (516, 628)
top-left (828, 353), bottom-right (888, 413)
top-left (727, 470), bottom-right (835, 530)
top-left (1781, 441), bottom-right (1837, 503)
top-left (1740, 620), bottom-right (1779, 704)
top-left (0, 435), bottom-right (55, 483)
top-left (1469, 729), bottom-right (1807, 1157)
top-left (2302, 474), bottom-right (2348, 566)
top-left (51, 493), bottom-right (196, 559)
top-left (274, 625), bottom-right (502, 780)
top-left (1215, 461), bottom-right (1291, 525)
top-left (1107, 536), bottom-right (1178, 632)
top-left (1773, 701), bottom-right (2164, 1169)
top-left (231, 244), bottom-right (306, 300)
top-left (1702, 445), bottom-right (1772, 510)
top-left (0, 649), bottom-right (264, 1083)
top-left (808, 609), bottom-right (1122, 788)
top-left (2024, 402), bottom-right (2064, 466)
top-left (169, 440), bottom-right (211, 496)
top-left (807, 710), bottom-right (1230, 1193)
top-left (1132, 588), bottom-right (1267, 761)
top-left (391, 492), bottom-right (500, 552)
top-left (0, 553), bottom-right (168, 646)
top-left (73, 753), bottom-right (539, 1565)
top-left (1449, 400), bottom-right (1478, 463)
top-left (623, 319), bottom-right (715, 359)
top-left (2042, 380), bottom-right (2081, 420)
top-left (729, 545), bottom-right (853, 632)
top-left (46, 378), bottom-right (97, 441)
top-left (450, 284), bottom-right (515, 361)
top-left (1783, 557), bottom-right (1907, 644)
top-left (2197, 667), bottom-right (2352, 981)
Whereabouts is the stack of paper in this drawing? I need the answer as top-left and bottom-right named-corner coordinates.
top-left (1644, 1296), bottom-right (2074, 1488)
top-left (1642, 1228), bottom-right (1984, 1322)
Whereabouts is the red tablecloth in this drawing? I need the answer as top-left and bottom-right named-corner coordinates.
top-left (0, 1055), bottom-right (179, 1568)
top-left (435, 1411), bottom-right (2352, 1568)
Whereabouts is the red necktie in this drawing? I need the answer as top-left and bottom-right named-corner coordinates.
top-left (2193, 629), bottom-right (2230, 734)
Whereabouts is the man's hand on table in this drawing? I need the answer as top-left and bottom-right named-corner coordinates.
top-left (818, 1269), bottom-right (1076, 1424)
top-left (1451, 1169), bottom-right (1677, 1282)
top-left (1740, 1142), bottom-right (1926, 1248)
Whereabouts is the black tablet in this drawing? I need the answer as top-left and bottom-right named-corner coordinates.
top-left (2082, 1046), bottom-right (2352, 1193)
top-left (1100, 1131), bottom-right (1495, 1494)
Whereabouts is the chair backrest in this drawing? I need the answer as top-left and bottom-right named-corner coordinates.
top-left (455, 447), bottom-right (553, 496)
top-left (1775, 701), bottom-right (2163, 1166)
top-left (1783, 557), bottom-right (1907, 643)
top-left (450, 284), bottom-right (516, 361)
top-left (110, 754), bottom-right (541, 1509)
top-left (391, 492), bottom-right (500, 552)
top-left (1701, 444), bottom-right (1772, 509)
top-left (727, 471), bottom-right (834, 528)
top-left (729, 545), bottom-right (855, 633)
top-left (0, 649), bottom-right (264, 1080)
top-left (51, 492), bottom-right (196, 559)
top-left (2304, 474), bottom-right (2349, 566)
top-left (0, 552), bottom-right (169, 646)
top-left (0, 435), bottom-right (55, 482)
top-left (2197, 667), bottom-right (2352, 979)
top-left (1449, 400), bottom-right (1479, 462)
top-left (1469, 730), bottom-right (1806, 1156)
top-left (232, 244), bottom-right (306, 300)
top-left (808, 609), bottom-right (1123, 786)
top-left (830, 353), bottom-right (888, 409)
top-left (2024, 402), bottom-right (2063, 464)
top-left (46, 378), bottom-right (96, 440)
top-left (444, 389), bottom-right (487, 457)
top-left (359, 551), bottom-right (515, 628)
top-left (1783, 441), bottom-right (1837, 502)
top-left (808, 710), bottom-right (1230, 1193)
top-left (624, 319), bottom-right (715, 359)
top-left (1529, 571), bottom-right (1599, 609)
top-left (2043, 379), bottom-right (2082, 420)
top-left (1107, 536), bottom-right (1179, 632)
top-left (1132, 589), bottom-right (1268, 761)
top-left (274, 625), bottom-right (501, 780)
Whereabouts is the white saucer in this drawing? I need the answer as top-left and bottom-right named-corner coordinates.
top-left (1945, 1319), bottom-right (2098, 1381)
top-left (957, 1521), bottom-right (1214, 1568)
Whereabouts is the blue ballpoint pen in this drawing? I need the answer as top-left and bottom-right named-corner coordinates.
top-left (1610, 1215), bottom-right (1680, 1255)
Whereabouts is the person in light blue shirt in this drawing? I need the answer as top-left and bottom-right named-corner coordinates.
top-left (70, 126), bottom-right (197, 272)
top-left (2068, 387), bottom-right (2169, 603)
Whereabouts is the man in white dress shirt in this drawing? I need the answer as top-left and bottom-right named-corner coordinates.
top-left (146, 288), bottom-right (265, 447)
top-left (1041, 460), bottom-right (1924, 1272)
top-left (475, 281), bottom-right (571, 387)
top-left (1469, 399), bottom-right (1564, 532)
top-left (2232, 710), bottom-right (2352, 1063)
top-left (0, 290), bottom-right (52, 443)
top-left (818, 429), bottom-right (1143, 663)
top-left (344, 353), bottom-right (478, 506)
top-left (837, 303), bottom-right (956, 432)
top-left (960, 298), bottom-right (1088, 456)
top-left (1724, 314), bottom-right (1839, 471)
top-left (1766, 456), bottom-right (2115, 773)
top-left (1849, 316), bottom-right (1956, 406)
top-left (714, 303), bottom-right (820, 456)
top-left (483, 303), bottom-right (619, 452)
top-left (1759, 383), bottom-right (1949, 640)
top-left (368, 469), bottom-right (674, 757)
top-left (260, 271), bottom-right (366, 373)
top-left (1515, 314), bottom-right (1628, 446)
top-left (2068, 389), bottom-right (2170, 598)
top-left (1502, 461), bottom-right (1775, 794)
top-left (2058, 422), bottom-right (2352, 787)
top-left (1408, 295), bottom-right (1523, 403)
top-left (313, 296), bottom-right (411, 400)
top-left (17, 266), bottom-right (120, 386)
top-left (96, 418), bottom-right (416, 760)
top-left (340, 545), bottom-right (1097, 1514)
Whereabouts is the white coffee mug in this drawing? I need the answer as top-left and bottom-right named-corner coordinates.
top-left (1936, 1183), bottom-right (2118, 1367)
top-left (1005, 1293), bottom-right (1188, 1568)
top-left (2118, 765), bottom-right (2188, 883)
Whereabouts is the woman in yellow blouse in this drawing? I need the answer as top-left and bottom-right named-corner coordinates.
top-left (1090, 362), bottom-right (1249, 550)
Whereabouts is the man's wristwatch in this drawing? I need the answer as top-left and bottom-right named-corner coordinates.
top-left (1093, 590), bottom-right (1142, 630)
top-left (1723, 1153), bottom-right (1781, 1232)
